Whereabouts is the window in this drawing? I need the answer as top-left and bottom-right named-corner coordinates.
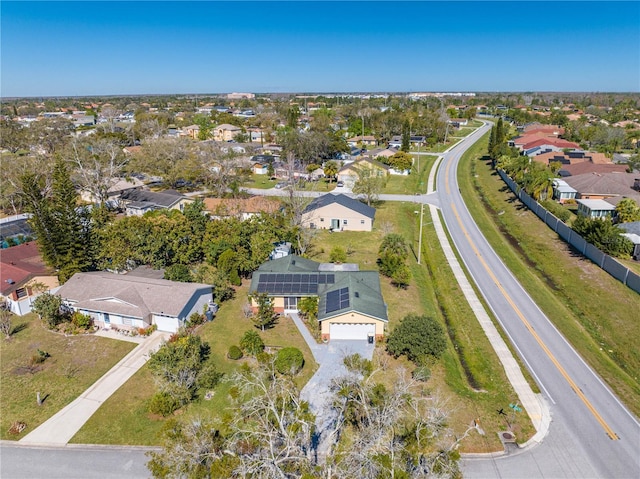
top-left (361, 219), bottom-right (365, 224)
top-left (343, 219), bottom-right (348, 225)
top-left (15, 288), bottom-right (28, 299)
top-left (320, 218), bottom-right (324, 222)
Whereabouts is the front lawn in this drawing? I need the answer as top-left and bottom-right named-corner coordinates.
top-left (0, 313), bottom-right (136, 440)
top-left (71, 283), bottom-right (317, 445)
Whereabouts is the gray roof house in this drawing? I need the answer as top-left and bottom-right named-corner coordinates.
top-left (301, 193), bottom-right (376, 231)
top-left (56, 272), bottom-right (213, 332)
top-left (119, 189), bottom-right (193, 216)
top-left (249, 255), bottom-right (387, 341)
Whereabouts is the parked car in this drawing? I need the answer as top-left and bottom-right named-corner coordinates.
top-left (336, 181), bottom-right (344, 187)
top-left (274, 182), bottom-right (286, 189)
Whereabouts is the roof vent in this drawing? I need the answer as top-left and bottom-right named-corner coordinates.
top-left (6, 279), bottom-right (15, 284)
top-left (355, 292), bottom-right (360, 298)
top-left (291, 260), bottom-right (296, 265)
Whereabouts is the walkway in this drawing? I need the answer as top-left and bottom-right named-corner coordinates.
top-left (19, 331), bottom-right (169, 446)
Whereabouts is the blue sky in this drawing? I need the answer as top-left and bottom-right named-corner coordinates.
top-left (1, 1), bottom-right (639, 97)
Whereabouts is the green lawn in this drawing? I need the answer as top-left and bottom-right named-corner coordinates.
top-left (0, 313), bottom-right (136, 440)
top-left (243, 174), bottom-right (277, 189)
top-left (71, 283), bottom-right (317, 445)
top-left (458, 133), bottom-right (640, 417)
top-left (382, 155), bottom-right (438, 195)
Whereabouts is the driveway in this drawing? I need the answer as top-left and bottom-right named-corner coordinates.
top-left (289, 313), bottom-right (374, 459)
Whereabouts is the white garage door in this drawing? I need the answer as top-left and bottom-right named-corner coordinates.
top-left (153, 315), bottom-right (180, 333)
top-left (330, 323), bottom-right (375, 340)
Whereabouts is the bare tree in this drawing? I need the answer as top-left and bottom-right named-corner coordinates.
top-left (0, 309), bottom-right (13, 339)
top-left (68, 137), bottom-right (130, 206)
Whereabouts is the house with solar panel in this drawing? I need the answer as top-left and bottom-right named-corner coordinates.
top-left (249, 255), bottom-right (388, 341)
top-left (301, 193), bottom-right (376, 232)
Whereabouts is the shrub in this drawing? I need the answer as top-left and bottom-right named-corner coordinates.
top-left (148, 392), bottom-right (180, 417)
top-left (256, 351), bottom-right (272, 364)
top-left (275, 347), bottom-right (304, 375)
top-left (386, 314), bottom-right (447, 364)
top-left (71, 312), bottom-right (92, 330)
top-left (240, 330), bottom-right (264, 356)
top-left (31, 349), bottom-right (50, 364)
top-left (187, 312), bottom-right (205, 328)
top-left (412, 365), bottom-right (432, 382)
top-left (329, 246), bottom-right (347, 263)
top-left (227, 345), bottom-right (243, 360)
top-left (541, 199), bottom-right (571, 223)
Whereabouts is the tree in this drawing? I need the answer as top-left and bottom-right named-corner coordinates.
top-left (297, 296), bottom-right (318, 324)
top-left (386, 314), bottom-right (447, 364)
top-left (615, 198), bottom-right (640, 223)
top-left (401, 119), bottom-right (411, 152)
top-left (32, 293), bottom-right (65, 329)
top-left (378, 233), bottom-right (410, 278)
top-left (572, 216), bottom-right (633, 257)
top-left (0, 309), bottom-right (13, 339)
top-left (386, 151), bottom-right (414, 172)
top-left (323, 160), bottom-right (339, 183)
top-left (163, 264), bottom-right (193, 282)
top-left (391, 263), bottom-right (411, 289)
top-left (239, 329), bottom-right (265, 356)
top-left (352, 166), bottom-right (384, 206)
top-left (147, 332), bottom-right (213, 405)
top-left (147, 418), bottom-right (224, 479)
top-left (249, 292), bottom-right (279, 331)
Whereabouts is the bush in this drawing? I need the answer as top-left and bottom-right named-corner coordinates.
top-left (541, 199), bottom-right (571, 223)
top-left (329, 246), bottom-right (347, 263)
top-left (227, 345), bottom-right (243, 360)
top-left (71, 311), bottom-right (92, 330)
top-left (187, 312), bottom-right (205, 328)
top-left (275, 347), bottom-right (304, 375)
top-left (386, 314), bottom-right (447, 364)
top-left (412, 365), bottom-right (431, 382)
top-left (148, 392), bottom-right (180, 417)
top-left (31, 349), bottom-right (50, 364)
top-left (240, 330), bottom-right (264, 356)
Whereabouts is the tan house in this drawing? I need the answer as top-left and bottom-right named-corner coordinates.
top-left (249, 255), bottom-right (388, 341)
top-left (213, 124), bottom-right (242, 142)
top-left (182, 124), bottom-right (201, 139)
top-left (337, 158), bottom-right (389, 188)
top-left (347, 135), bottom-right (377, 147)
top-left (301, 193), bottom-right (376, 232)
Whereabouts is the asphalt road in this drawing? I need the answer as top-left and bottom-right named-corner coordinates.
top-left (0, 443), bottom-right (153, 479)
top-left (438, 123), bottom-right (640, 478)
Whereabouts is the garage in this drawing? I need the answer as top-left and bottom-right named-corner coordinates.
top-left (153, 315), bottom-right (181, 333)
top-left (330, 322), bottom-right (375, 340)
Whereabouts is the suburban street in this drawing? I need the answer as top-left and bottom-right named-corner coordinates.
top-left (437, 123), bottom-right (640, 478)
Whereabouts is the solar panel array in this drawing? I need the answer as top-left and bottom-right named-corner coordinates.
top-left (325, 287), bottom-right (349, 313)
top-left (255, 273), bottom-right (334, 295)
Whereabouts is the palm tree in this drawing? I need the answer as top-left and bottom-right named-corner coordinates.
top-left (323, 160), bottom-right (338, 183)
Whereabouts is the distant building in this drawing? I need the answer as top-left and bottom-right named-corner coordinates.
top-left (227, 92), bottom-right (255, 100)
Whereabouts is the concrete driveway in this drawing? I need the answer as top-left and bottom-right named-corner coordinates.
top-left (289, 313), bottom-right (374, 458)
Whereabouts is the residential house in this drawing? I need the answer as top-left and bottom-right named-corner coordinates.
top-left (213, 124), bottom-right (242, 142)
top-left (182, 124), bottom-right (201, 140)
top-left (1, 214), bottom-right (34, 248)
top-left (119, 189), bottom-right (193, 216)
top-left (56, 271), bottom-right (213, 333)
top-left (563, 172), bottom-right (640, 205)
top-left (576, 199), bottom-right (616, 219)
top-left (269, 242), bottom-right (291, 260)
top-left (618, 221), bottom-right (640, 260)
top-left (249, 255), bottom-right (388, 341)
top-left (0, 242), bottom-right (59, 315)
top-left (203, 196), bottom-right (281, 221)
top-left (79, 177), bottom-right (144, 206)
top-left (347, 135), bottom-right (377, 147)
top-left (337, 158), bottom-right (389, 188)
top-left (552, 179), bottom-right (577, 203)
top-left (301, 193), bottom-right (376, 232)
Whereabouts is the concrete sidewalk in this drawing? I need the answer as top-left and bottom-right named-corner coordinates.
top-left (20, 331), bottom-right (169, 446)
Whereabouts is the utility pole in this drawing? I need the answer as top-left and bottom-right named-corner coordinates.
top-left (417, 202), bottom-right (424, 265)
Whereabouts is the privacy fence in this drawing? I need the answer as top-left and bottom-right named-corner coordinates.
top-left (496, 169), bottom-right (640, 294)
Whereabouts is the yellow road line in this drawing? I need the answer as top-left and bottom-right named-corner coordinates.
top-left (449, 200), bottom-right (619, 440)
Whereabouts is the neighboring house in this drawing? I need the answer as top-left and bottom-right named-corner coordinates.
top-left (247, 127), bottom-right (265, 143)
top-left (563, 172), bottom-right (640, 203)
top-left (347, 135), bottom-right (377, 147)
top-left (388, 136), bottom-right (402, 149)
top-left (56, 271), bottom-right (213, 333)
top-left (301, 193), bottom-right (376, 232)
top-left (79, 177), bottom-right (144, 205)
top-left (552, 179), bottom-right (577, 203)
top-left (448, 118), bottom-right (468, 127)
top-left (0, 214), bottom-right (34, 248)
top-left (270, 241), bottom-right (291, 260)
top-left (182, 124), bottom-right (201, 139)
top-left (576, 199), bottom-right (616, 219)
top-left (0, 242), bottom-right (59, 315)
top-left (249, 255), bottom-right (388, 341)
top-left (337, 158), bottom-right (389, 188)
top-left (618, 222), bottom-right (640, 260)
top-left (119, 189), bottom-right (193, 216)
top-left (213, 124), bottom-right (242, 142)
top-left (519, 137), bottom-right (581, 154)
top-left (203, 196), bottom-right (281, 220)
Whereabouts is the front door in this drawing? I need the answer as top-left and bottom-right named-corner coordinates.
top-left (331, 219), bottom-right (340, 230)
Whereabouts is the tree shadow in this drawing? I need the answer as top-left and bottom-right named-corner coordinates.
top-left (10, 322), bottom-right (28, 336)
